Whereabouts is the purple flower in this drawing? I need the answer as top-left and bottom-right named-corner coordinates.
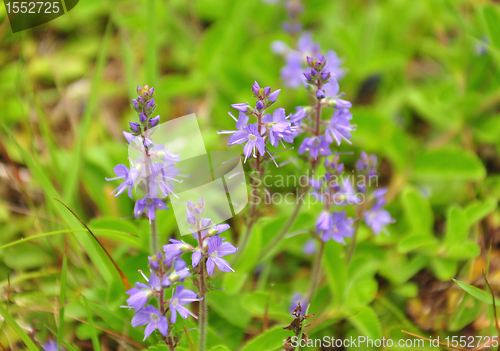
top-left (162, 258), bottom-right (191, 287)
top-left (123, 131), bottom-right (136, 143)
top-left (263, 108), bottom-right (294, 147)
top-left (302, 239), bottom-right (317, 255)
top-left (363, 208), bottom-right (392, 235)
top-left (106, 164), bottom-right (139, 198)
top-left (163, 239), bottom-right (194, 267)
top-left (356, 152), bottom-right (378, 177)
top-left (281, 53), bottom-right (305, 88)
top-left (43, 341), bottom-right (59, 351)
top-left (149, 115), bottom-right (160, 127)
top-left (134, 196), bottom-right (169, 223)
top-left (206, 236), bottom-right (238, 275)
top-left (231, 103), bottom-right (249, 113)
top-left (149, 162), bottom-right (180, 198)
top-left (325, 109), bottom-right (356, 146)
top-left (316, 211), bottom-right (332, 231)
top-left (298, 136), bottom-right (332, 159)
top-left (191, 250), bottom-right (202, 267)
top-left (290, 107), bottom-right (308, 124)
top-left (320, 212), bottom-right (354, 244)
top-left (325, 50), bottom-right (345, 80)
top-left (126, 270), bottom-right (161, 312)
top-left (131, 305), bottom-right (168, 341)
top-left (228, 123), bottom-right (265, 162)
top-left (130, 122), bottom-right (140, 132)
top-left (268, 89), bottom-right (281, 103)
top-left (169, 286), bottom-right (199, 323)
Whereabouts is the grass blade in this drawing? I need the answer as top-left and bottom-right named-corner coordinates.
top-left (82, 296), bottom-right (101, 351)
top-left (0, 304), bottom-right (39, 351)
top-left (57, 239), bottom-right (68, 350)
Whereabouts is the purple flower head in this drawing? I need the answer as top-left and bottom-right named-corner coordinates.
top-left (231, 103), bottom-right (249, 113)
top-left (126, 270), bottom-right (161, 312)
top-left (149, 162), bottom-right (181, 199)
top-left (134, 196), bottom-right (169, 224)
top-left (290, 107), bottom-right (309, 124)
top-left (148, 252), bottom-right (163, 271)
top-left (43, 341), bottom-right (59, 351)
top-left (131, 305), bottom-right (168, 341)
top-left (106, 164), bottom-right (139, 198)
top-left (206, 236), bottom-right (238, 275)
top-left (302, 239), bottom-right (317, 255)
top-left (162, 258), bottom-right (191, 287)
top-left (364, 207), bottom-right (393, 235)
top-left (268, 89), bottom-right (281, 103)
top-left (356, 152), bottom-right (378, 177)
top-left (320, 211), bottom-right (355, 244)
top-left (325, 109), bottom-right (356, 146)
top-left (228, 123), bottom-right (265, 163)
top-left (298, 136), bottom-right (332, 159)
top-left (169, 286), bottom-right (199, 323)
top-left (130, 122), bottom-right (140, 132)
top-left (123, 131), bottom-right (136, 144)
top-left (263, 108), bottom-right (294, 148)
top-left (163, 239), bottom-right (194, 267)
top-left (149, 115), bottom-right (160, 127)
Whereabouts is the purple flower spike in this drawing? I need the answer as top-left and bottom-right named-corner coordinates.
top-left (325, 109), bottom-right (356, 146)
top-left (149, 115), bottom-right (160, 127)
top-left (298, 136), bottom-right (332, 159)
top-left (131, 305), bottom-right (168, 341)
top-left (268, 89), bottom-right (281, 103)
top-left (134, 196), bottom-right (169, 224)
top-left (231, 103), bottom-right (249, 113)
top-left (140, 113), bottom-right (147, 122)
top-left (123, 131), bottom-right (136, 144)
top-left (129, 122), bottom-right (140, 132)
top-left (206, 236), bottom-right (238, 275)
top-left (169, 286), bottom-right (199, 323)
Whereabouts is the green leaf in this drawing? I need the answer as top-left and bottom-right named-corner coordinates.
top-left (347, 306), bottom-right (382, 340)
top-left (210, 346), bottom-right (231, 351)
top-left (465, 198), bottom-right (497, 225)
top-left (448, 294), bottom-right (482, 332)
top-left (240, 325), bottom-right (289, 351)
top-left (401, 188), bottom-right (434, 233)
top-left (484, 6), bottom-right (500, 50)
top-left (207, 290), bottom-right (250, 329)
top-left (432, 258), bottom-right (457, 281)
top-left (443, 206), bottom-right (470, 249)
top-left (398, 233), bottom-right (439, 254)
top-left (323, 241), bottom-right (347, 307)
top-left (453, 278), bottom-right (500, 305)
top-left (413, 148), bottom-right (486, 181)
top-left (0, 304), bottom-right (39, 350)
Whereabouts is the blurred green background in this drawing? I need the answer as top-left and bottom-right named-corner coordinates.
top-left (1, 0), bottom-right (500, 349)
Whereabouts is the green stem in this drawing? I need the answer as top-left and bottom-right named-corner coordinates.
top-left (307, 240), bottom-right (325, 302)
top-left (150, 218), bottom-right (159, 256)
top-left (346, 203), bottom-right (365, 264)
top-left (197, 231), bottom-right (207, 351)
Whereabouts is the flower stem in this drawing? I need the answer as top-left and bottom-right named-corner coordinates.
top-left (307, 239), bottom-right (325, 302)
top-left (346, 203), bottom-right (365, 264)
top-left (150, 218), bottom-right (159, 256)
top-left (197, 231), bottom-right (207, 351)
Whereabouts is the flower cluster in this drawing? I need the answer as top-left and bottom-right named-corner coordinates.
top-left (294, 55), bottom-right (356, 160)
top-left (105, 85), bottom-right (181, 224)
top-left (164, 198), bottom-right (238, 276)
top-left (125, 250), bottom-right (198, 341)
top-left (218, 81), bottom-right (296, 165)
top-left (310, 153), bottom-right (393, 245)
top-left (272, 32), bottom-right (345, 88)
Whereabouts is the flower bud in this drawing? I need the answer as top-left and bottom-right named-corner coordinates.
top-left (268, 89), bottom-right (281, 103)
top-left (139, 113), bottom-right (147, 122)
top-left (231, 103), bottom-right (249, 113)
top-left (123, 131), bottom-right (136, 143)
top-left (256, 100), bottom-right (264, 110)
top-left (149, 115), bottom-right (160, 127)
top-left (316, 90), bottom-right (325, 99)
top-left (129, 122), bottom-right (140, 132)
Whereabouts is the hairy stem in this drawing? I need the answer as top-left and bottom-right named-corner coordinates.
top-left (159, 286), bottom-right (176, 351)
top-left (150, 219), bottom-right (159, 256)
top-left (197, 231), bottom-right (207, 351)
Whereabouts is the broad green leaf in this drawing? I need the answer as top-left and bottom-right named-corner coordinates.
top-left (401, 188), bottom-right (434, 233)
top-left (347, 306), bottom-right (382, 340)
top-left (240, 325), bottom-right (289, 351)
top-left (445, 241), bottom-right (480, 260)
top-left (398, 233), bottom-right (439, 254)
top-left (413, 149), bottom-right (486, 181)
top-left (453, 279), bottom-right (500, 305)
top-left (484, 6), bottom-right (500, 50)
top-left (210, 346), bottom-right (231, 351)
top-left (443, 206), bottom-right (469, 249)
top-left (0, 304), bottom-right (39, 350)
top-left (208, 290), bottom-right (250, 329)
top-left (465, 198), bottom-right (497, 225)
top-left (432, 258), bottom-right (457, 281)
